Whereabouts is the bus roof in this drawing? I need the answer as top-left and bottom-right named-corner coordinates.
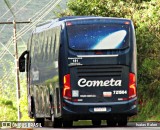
top-left (34, 16), bottom-right (132, 34)
top-left (58, 16), bottom-right (131, 22)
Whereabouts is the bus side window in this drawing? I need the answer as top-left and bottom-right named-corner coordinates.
top-left (27, 38), bottom-right (32, 72)
top-left (46, 30), bottom-right (52, 62)
top-left (45, 36), bottom-right (49, 63)
top-left (43, 32), bottom-right (49, 63)
top-left (51, 30), bottom-right (56, 61)
top-left (49, 36), bottom-right (52, 62)
top-left (41, 33), bottom-right (45, 62)
top-left (42, 33), bottom-right (46, 62)
top-left (39, 33), bottom-right (43, 61)
top-left (36, 33), bottom-right (41, 64)
top-left (31, 36), bottom-right (35, 63)
top-left (53, 32), bottom-right (56, 55)
top-left (54, 27), bottom-right (61, 61)
top-left (34, 38), bottom-right (38, 64)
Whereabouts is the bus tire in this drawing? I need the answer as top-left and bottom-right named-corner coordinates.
top-left (30, 96), bottom-right (34, 118)
top-left (92, 120), bottom-right (101, 127)
top-left (53, 118), bottom-right (62, 128)
top-left (107, 119), bottom-right (117, 127)
top-left (35, 118), bottom-right (45, 127)
top-left (63, 121), bottom-right (73, 128)
top-left (117, 117), bottom-right (128, 126)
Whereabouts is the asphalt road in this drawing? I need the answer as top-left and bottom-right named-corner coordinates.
top-left (34, 126), bottom-right (160, 130)
top-left (4, 125), bottom-right (160, 130)
top-left (33, 122), bottom-right (160, 130)
top-left (5, 127), bottom-right (160, 130)
top-left (3, 122), bottom-right (160, 130)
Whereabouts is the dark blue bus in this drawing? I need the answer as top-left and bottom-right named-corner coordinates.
top-left (19, 16), bottom-right (137, 127)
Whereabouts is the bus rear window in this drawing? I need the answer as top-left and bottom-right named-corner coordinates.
top-left (67, 24), bottom-right (129, 50)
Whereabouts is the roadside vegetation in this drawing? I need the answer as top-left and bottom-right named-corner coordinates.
top-left (0, 62), bottom-right (30, 121)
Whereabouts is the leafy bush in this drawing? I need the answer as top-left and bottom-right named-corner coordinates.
top-left (0, 62), bottom-right (31, 121)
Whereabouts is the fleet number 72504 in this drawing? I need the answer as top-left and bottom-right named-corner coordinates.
top-left (113, 90), bottom-right (127, 94)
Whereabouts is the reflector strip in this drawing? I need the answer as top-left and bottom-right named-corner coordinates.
top-left (77, 55), bottom-right (118, 58)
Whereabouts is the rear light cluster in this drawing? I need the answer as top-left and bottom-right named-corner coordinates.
top-left (63, 74), bottom-right (72, 100)
top-left (128, 73), bottom-right (136, 99)
top-left (120, 73), bottom-right (137, 101)
top-left (66, 22), bottom-right (72, 26)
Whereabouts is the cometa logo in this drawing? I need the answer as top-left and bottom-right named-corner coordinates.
top-left (78, 78), bottom-right (122, 87)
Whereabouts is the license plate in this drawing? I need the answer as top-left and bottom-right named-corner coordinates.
top-left (94, 107), bottom-right (107, 112)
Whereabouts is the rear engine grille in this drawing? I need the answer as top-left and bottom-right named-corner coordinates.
top-left (77, 65), bottom-right (123, 78)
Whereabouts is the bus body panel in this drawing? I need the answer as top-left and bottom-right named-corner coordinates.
top-left (28, 25), bottom-right (62, 118)
top-left (20, 16), bottom-right (137, 124)
top-left (61, 17), bottom-right (137, 120)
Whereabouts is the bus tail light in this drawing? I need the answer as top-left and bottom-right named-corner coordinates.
top-left (63, 74), bottom-right (72, 100)
top-left (66, 22), bottom-right (72, 26)
top-left (124, 21), bottom-right (130, 24)
top-left (128, 73), bottom-right (136, 99)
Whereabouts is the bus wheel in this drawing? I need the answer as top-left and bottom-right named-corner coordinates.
top-left (63, 121), bottom-right (73, 128)
top-left (92, 120), bottom-right (101, 127)
top-left (107, 119), bottom-right (117, 127)
top-left (29, 96), bottom-right (34, 118)
top-left (35, 118), bottom-right (45, 127)
top-left (53, 118), bottom-right (62, 128)
top-left (117, 117), bottom-right (128, 126)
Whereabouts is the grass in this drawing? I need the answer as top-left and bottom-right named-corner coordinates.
top-left (131, 98), bottom-right (160, 121)
top-left (74, 120), bottom-right (107, 126)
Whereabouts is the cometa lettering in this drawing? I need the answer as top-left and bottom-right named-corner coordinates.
top-left (78, 78), bottom-right (122, 87)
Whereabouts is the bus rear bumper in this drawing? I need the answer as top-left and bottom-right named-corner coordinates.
top-left (62, 98), bottom-right (137, 120)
